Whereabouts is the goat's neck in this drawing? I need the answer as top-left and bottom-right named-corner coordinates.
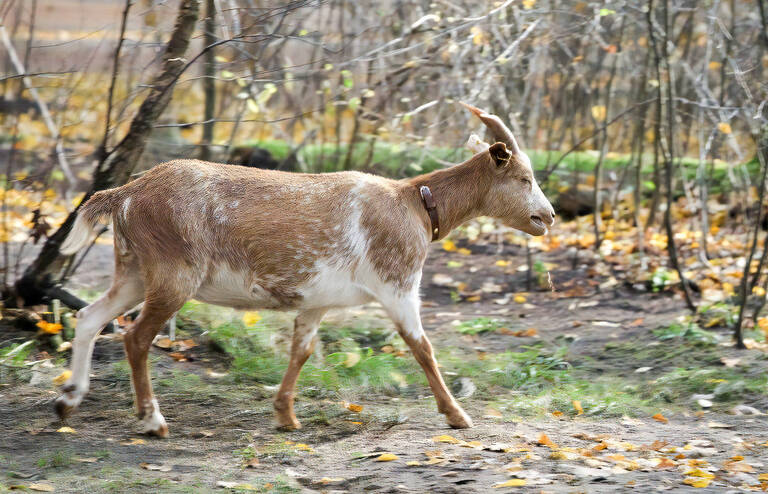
top-left (407, 156), bottom-right (491, 240)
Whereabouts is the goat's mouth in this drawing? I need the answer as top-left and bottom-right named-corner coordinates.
top-left (528, 215), bottom-right (548, 235)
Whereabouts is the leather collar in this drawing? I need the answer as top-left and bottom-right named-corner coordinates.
top-left (419, 185), bottom-right (439, 241)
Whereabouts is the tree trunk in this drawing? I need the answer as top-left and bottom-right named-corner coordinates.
top-left (200, 0), bottom-right (216, 161)
top-left (13, 0), bottom-right (201, 306)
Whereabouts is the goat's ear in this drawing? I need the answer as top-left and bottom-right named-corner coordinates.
top-left (488, 142), bottom-right (511, 167)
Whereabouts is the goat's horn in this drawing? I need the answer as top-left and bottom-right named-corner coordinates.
top-left (460, 102), bottom-right (521, 155)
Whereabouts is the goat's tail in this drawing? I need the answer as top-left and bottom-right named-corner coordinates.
top-left (60, 189), bottom-right (120, 255)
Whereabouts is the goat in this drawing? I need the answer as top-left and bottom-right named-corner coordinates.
top-left (54, 104), bottom-right (555, 437)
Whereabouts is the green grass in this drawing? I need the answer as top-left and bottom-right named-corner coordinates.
top-left (37, 450), bottom-right (73, 469)
top-left (454, 317), bottom-right (509, 335)
top-left (652, 321), bottom-right (718, 345)
top-left (241, 138), bottom-right (465, 176)
top-left (0, 341), bottom-right (34, 381)
top-left (235, 139), bottom-right (759, 200)
top-left (173, 301), bottom-right (768, 422)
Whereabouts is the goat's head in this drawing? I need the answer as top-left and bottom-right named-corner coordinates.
top-left (462, 103), bottom-right (555, 236)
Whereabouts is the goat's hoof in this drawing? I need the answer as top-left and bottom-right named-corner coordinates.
top-left (276, 415), bottom-right (302, 431)
top-left (446, 410), bottom-right (473, 429)
top-left (143, 423), bottom-right (169, 438)
top-left (139, 407), bottom-right (169, 438)
top-left (54, 394), bottom-right (80, 419)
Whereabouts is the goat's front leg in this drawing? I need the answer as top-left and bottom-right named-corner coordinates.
top-left (381, 292), bottom-right (472, 429)
top-left (274, 308), bottom-right (327, 430)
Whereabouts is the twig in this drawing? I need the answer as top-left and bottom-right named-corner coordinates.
top-left (0, 25), bottom-right (76, 188)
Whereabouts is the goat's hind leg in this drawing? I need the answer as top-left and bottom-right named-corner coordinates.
top-left (123, 289), bottom-right (190, 438)
top-left (55, 272), bottom-right (143, 419)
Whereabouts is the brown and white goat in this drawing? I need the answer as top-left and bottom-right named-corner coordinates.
top-left (55, 104), bottom-right (555, 437)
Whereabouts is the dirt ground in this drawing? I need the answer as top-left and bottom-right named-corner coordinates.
top-left (2, 241), bottom-right (768, 493)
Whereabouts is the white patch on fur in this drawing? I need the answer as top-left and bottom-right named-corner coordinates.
top-left (59, 286), bottom-right (143, 410)
top-left (299, 328), bottom-right (316, 350)
top-left (140, 398), bottom-right (167, 433)
top-left (296, 179), bottom-right (382, 309)
top-left (56, 391), bottom-right (83, 409)
top-left (375, 281), bottom-right (425, 341)
top-left (121, 197), bottom-right (131, 221)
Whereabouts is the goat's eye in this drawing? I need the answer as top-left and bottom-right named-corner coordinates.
top-left (521, 177), bottom-right (531, 186)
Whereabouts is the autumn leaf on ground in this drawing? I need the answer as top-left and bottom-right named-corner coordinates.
top-left (375, 453), bottom-right (398, 461)
top-left (652, 413), bottom-right (668, 423)
top-left (56, 426), bottom-right (76, 433)
top-left (52, 369), bottom-right (71, 386)
top-left (344, 402), bottom-right (363, 413)
top-left (120, 438), bottom-right (146, 445)
top-left (29, 483), bottom-right (55, 492)
top-left (432, 434), bottom-right (461, 444)
top-left (153, 337), bottom-right (172, 349)
top-left (683, 477), bottom-right (711, 488)
top-left (494, 479), bottom-right (526, 487)
top-left (573, 400), bottom-right (584, 415)
top-left (537, 433), bottom-right (558, 449)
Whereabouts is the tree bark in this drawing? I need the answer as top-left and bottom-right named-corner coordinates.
top-left (13, 0), bottom-right (201, 306)
top-left (200, 0), bottom-right (216, 161)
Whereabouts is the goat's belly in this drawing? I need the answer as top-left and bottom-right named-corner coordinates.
top-left (193, 267), bottom-right (285, 310)
top-left (192, 265), bottom-right (375, 311)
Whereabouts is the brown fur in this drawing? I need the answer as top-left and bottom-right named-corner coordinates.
top-left (56, 107), bottom-right (555, 436)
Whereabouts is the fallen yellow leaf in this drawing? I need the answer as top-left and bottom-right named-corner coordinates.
top-left (29, 483), bottom-right (55, 492)
top-left (375, 453), bottom-right (399, 462)
top-left (652, 413), bottom-right (668, 423)
top-left (56, 426), bottom-right (76, 433)
top-left (52, 370), bottom-right (71, 386)
top-left (457, 247), bottom-right (472, 256)
top-left (513, 294), bottom-right (527, 303)
top-left (495, 260), bottom-right (510, 267)
top-left (442, 240), bottom-right (457, 252)
top-left (686, 468), bottom-right (715, 479)
top-left (537, 433), bottom-right (558, 449)
top-left (406, 460), bottom-right (421, 466)
top-left (432, 434), bottom-right (461, 444)
top-left (759, 473), bottom-right (768, 481)
top-left (683, 477), bottom-right (711, 488)
top-left (573, 400), bottom-right (584, 415)
top-left (345, 402), bottom-right (363, 413)
top-left (494, 479), bottom-right (526, 488)
top-left (120, 438), bottom-right (146, 445)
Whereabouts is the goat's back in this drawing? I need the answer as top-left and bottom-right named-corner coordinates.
top-left (110, 160), bottom-right (430, 303)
